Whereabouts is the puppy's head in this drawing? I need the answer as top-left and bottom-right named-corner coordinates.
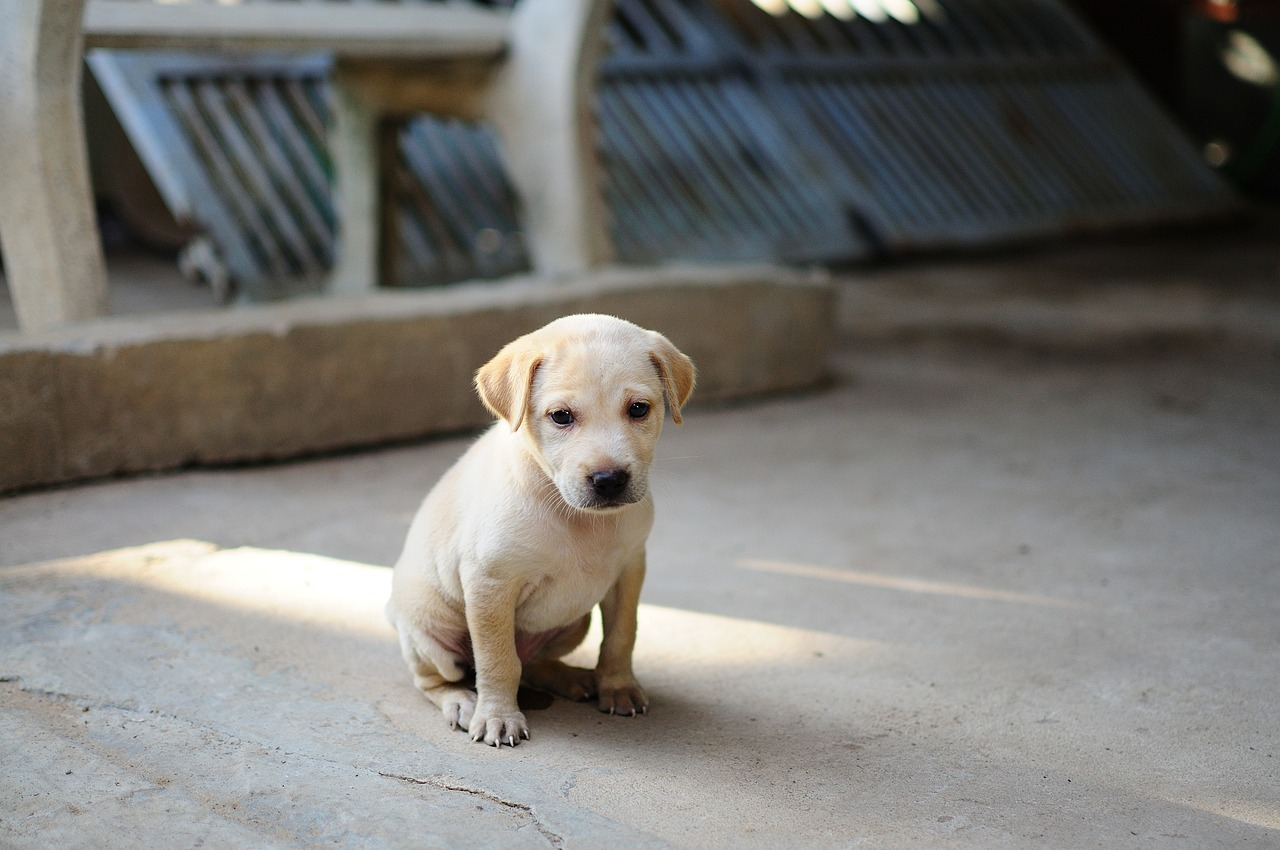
top-left (476, 314), bottom-right (695, 512)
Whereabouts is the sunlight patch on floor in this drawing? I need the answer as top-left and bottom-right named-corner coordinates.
top-left (1170, 797), bottom-right (1280, 832)
top-left (10, 542), bottom-right (887, 671)
top-left (738, 558), bottom-right (1085, 609)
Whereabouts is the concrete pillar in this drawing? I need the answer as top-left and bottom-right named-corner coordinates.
top-left (485, 0), bottom-right (614, 276)
top-left (0, 0), bottom-right (110, 331)
top-left (324, 67), bottom-right (381, 296)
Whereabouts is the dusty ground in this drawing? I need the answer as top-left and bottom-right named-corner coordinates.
top-left (2, 212), bottom-right (1278, 847)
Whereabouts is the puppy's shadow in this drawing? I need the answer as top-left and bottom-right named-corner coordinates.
top-left (517, 686), bottom-right (557, 712)
top-left (521, 685), bottom-right (780, 754)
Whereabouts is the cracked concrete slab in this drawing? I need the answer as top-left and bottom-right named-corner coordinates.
top-left (5, 329), bottom-right (1279, 847)
top-left (2, 216), bottom-right (1279, 847)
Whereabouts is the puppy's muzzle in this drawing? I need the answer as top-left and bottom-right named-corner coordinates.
top-left (590, 469), bottom-right (631, 502)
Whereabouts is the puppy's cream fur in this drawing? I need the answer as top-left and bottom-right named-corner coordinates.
top-left (388, 314), bottom-right (695, 746)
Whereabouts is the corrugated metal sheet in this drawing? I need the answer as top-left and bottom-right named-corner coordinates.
top-left (600, 0), bottom-right (1238, 262)
top-left (89, 0), bottom-right (1238, 300)
top-left (599, 0), bottom-right (876, 264)
top-left (90, 49), bottom-right (529, 301)
top-left (89, 52), bottom-right (337, 300)
top-left (384, 115), bottom-right (528, 288)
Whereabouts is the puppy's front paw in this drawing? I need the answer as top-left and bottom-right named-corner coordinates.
top-left (595, 675), bottom-right (648, 717)
top-left (469, 703), bottom-right (529, 747)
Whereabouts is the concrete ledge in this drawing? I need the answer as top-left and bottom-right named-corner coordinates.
top-left (0, 266), bottom-right (834, 492)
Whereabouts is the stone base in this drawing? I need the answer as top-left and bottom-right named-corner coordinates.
top-left (0, 266), bottom-right (833, 492)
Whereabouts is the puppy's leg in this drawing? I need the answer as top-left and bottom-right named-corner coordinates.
top-left (395, 623), bottom-right (476, 731)
top-left (522, 613), bottom-right (596, 702)
top-left (595, 552), bottom-right (649, 716)
top-left (464, 581), bottom-right (528, 747)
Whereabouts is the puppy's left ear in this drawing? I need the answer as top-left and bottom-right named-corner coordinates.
top-left (475, 341), bottom-right (541, 431)
top-left (648, 332), bottom-right (696, 425)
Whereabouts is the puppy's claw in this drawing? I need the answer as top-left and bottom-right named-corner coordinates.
top-left (469, 708), bottom-right (529, 748)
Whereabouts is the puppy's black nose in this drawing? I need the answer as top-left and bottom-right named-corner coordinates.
top-left (589, 469), bottom-right (630, 500)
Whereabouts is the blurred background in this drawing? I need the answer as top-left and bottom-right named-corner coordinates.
top-left (5, 0), bottom-right (1270, 327)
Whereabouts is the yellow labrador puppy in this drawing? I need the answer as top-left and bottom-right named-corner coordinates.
top-left (388, 314), bottom-right (695, 746)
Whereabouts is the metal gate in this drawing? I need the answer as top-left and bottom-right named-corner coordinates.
top-left (89, 0), bottom-right (1238, 300)
top-left (600, 0), bottom-right (1238, 262)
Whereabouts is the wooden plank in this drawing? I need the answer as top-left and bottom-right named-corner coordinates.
top-left (83, 0), bottom-right (510, 59)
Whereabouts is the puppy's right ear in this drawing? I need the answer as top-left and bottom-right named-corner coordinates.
top-left (648, 331), bottom-right (696, 425)
top-left (475, 342), bottom-right (541, 431)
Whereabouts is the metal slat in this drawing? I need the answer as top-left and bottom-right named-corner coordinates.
top-left (1021, 74), bottom-right (1132, 208)
top-left (282, 76), bottom-right (328, 144)
top-left (609, 82), bottom-right (744, 246)
top-left (657, 81), bottom-right (799, 240)
top-left (788, 80), bottom-right (913, 231)
top-left (401, 127), bottom-right (485, 255)
top-left (391, 148), bottom-right (473, 282)
top-left (164, 79), bottom-right (293, 280)
top-left (255, 80), bottom-right (333, 222)
top-left (597, 90), bottom-right (712, 251)
top-left (452, 126), bottom-right (526, 273)
top-left (694, 78), bottom-right (838, 242)
top-left (613, 0), bottom-right (680, 54)
top-left (224, 79), bottom-right (332, 264)
top-left (413, 122), bottom-right (506, 241)
top-left (193, 79), bottom-right (321, 277)
top-left (827, 80), bottom-right (960, 228)
top-left (596, 0), bottom-right (1242, 261)
top-left (859, 77), bottom-right (990, 226)
top-left (617, 82), bottom-right (739, 230)
top-left (932, 75), bottom-right (1066, 218)
top-left (885, 79), bottom-right (1009, 224)
top-left (397, 206), bottom-right (440, 278)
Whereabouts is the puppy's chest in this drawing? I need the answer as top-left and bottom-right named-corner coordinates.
top-left (515, 535), bottom-right (631, 629)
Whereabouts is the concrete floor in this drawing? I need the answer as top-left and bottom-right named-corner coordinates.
top-left (2, 216), bottom-right (1279, 847)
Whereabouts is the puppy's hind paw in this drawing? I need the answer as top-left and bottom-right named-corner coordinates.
top-left (442, 691), bottom-right (477, 732)
top-left (596, 679), bottom-right (648, 718)
top-left (523, 660), bottom-right (597, 702)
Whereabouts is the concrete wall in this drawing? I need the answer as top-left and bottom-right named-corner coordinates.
top-left (0, 267), bottom-right (833, 492)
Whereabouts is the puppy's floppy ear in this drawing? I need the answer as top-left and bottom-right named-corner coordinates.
top-left (475, 341), bottom-right (541, 431)
top-left (648, 331), bottom-right (696, 425)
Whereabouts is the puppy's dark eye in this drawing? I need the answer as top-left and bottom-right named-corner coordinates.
top-left (549, 409), bottom-right (574, 426)
top-left (628, 401), bottom-right (650, 420)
